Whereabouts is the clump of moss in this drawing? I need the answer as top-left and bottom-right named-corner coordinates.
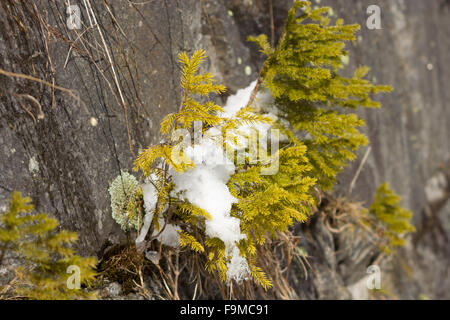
top-left (249, 0), bottom-right (393, 191)
top-left (369, 183), bottom-right (416, 253)
top-left (108, 171), bottom-right (143, 231)
top-left (0, 191), bottom-right (97, 300)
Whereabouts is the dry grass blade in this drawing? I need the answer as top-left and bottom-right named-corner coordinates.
top-left (0, 68), bottom-right (87, 113)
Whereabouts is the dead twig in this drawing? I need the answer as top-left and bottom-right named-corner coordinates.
top-left (0, 68), bottom-right (87, 113)
top-left (349, 146), bottom-right (372, 196)
top-left (85, 0), bottom-right (134, 156)
top-left (269, 0), bottom-right (275, 47)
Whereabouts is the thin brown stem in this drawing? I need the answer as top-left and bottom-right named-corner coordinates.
top-left (269, 0), bottom-right (275, 47)
top-left (349, 146), bottom-right (372, 196)
top-left (245, 74), bottom-right (263, 108)
top-left (0, 68), bottom-right (86, 112)
top-left (0, 243), bottom-right (8, 267)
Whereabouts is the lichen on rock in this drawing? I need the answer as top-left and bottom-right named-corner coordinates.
top-left (108, 171), bottom-right (143, 231)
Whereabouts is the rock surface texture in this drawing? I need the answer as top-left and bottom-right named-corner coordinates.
top-left (0, 0), bottom-right (448, 299)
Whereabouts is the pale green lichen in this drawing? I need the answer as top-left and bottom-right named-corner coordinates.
top-left (108, 171), bottom-right (142, 231)
top-left (244, 65), bottom-right (252, 75)
top-left (340, 54), bottom-right (349, 66)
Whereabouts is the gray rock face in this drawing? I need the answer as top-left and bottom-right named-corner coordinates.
top-left (0, 0), bottom-right (448, 299)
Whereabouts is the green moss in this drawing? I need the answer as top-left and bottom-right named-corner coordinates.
top-left (249, 0), bottom-right (393, 190)
top-left (0, 191), bottom-right (97, 300)
top-left (369, 183), bottom-right (416, 253)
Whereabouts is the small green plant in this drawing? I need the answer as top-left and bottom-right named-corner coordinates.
top-left (134, 50), bottom-right (282, 289)
top-left (249, 0), bottom-right (392, 190)
top-left (0, 191), bottom-right (97, 300)
top-left (418, 293), bottom-right (430, 300)
top-left (369, 183), bottom-right (415, 253)
top-left (125, 0), bottom-right (394, 292)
